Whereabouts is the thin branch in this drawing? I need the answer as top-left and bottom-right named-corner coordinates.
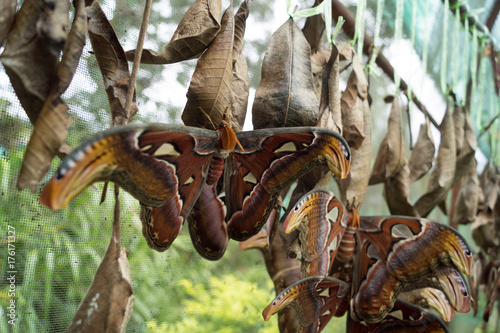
top-left (478, 113), bottom-right (500, 138)
top-left (113, 183), bottom-right (121, 255)
top-left (124, 0), bottom-right (153, 119)
top-left (330, 0), bottom-right (440, 129)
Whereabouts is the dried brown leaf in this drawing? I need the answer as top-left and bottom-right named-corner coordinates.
top-left (452, 111), bottom-right (477, 185)
top-left (340, 45), bottom-right (367, 149)
top-left (471, 210), bottom-right (498, 252)
top-left (54, 0), bottom-right (87, 96)
top-left (229, 0), bottom-right (250, 131)
top-left (369, 136), bottom-right (388, 185)
top-left (17, 0), bottom-right (87, 191)
top-left (453, 104), bottom-right (465, 153)
top-left (311, 50), bottom-right (331, 72)
top-left (301, 11), bottom-right (325, 54)
top-left (252, 18), bottom-right (318, 128)
top-left (0, 0), bottom-right (17, 46)
top-left (317, 45), bottom-right (342, 134)
top-left (338, 42), bottom-right (354, 61)
top-left (408, 118), bottom-right (435, 182)
top-left (338, 44), bottom-right (368, 99)
top-left (369, 97), bottom-right (405, 184)
top-left (338, 98), bottom-right (372, 211)
top-left (182, 7), bottom-right (234, 129)
top-left (453, 161), bottom-right (479, 225)
top-left (126, 0), bottom-right (221, 64)
top-left (36, 0), bottom-right (70, 53)
top-left (328, 45), bottom-right (342, 134)
top-left (0, 0), bottom-right (59, 123)
top-left (311, 49), bottom-right (330, 103)
top-left (67, 193), bottom-right (134, 332)
top-left (341, 96), bottom-right (365, 149)
top-left (385, 163), bottom-right (419, 216)
top-left (232, 0), bottom-right (249, 63)
top-left (385, 97), bottom-right (405, 178)
top-left (87, 0), bottom-right (138, 125)
top-left (414, 102), bottom-right (457, 217)
top-left (18, 97), bottom-right (71, 191)
top-left (230, 52), bottom-right (249, 131)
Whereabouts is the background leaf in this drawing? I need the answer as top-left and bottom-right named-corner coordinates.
top-left (182, 7), bottom-right (234, 130)
top-left (252, 18), bottom-right (318, 128)
top-left (126, 0), bottom-right (221, 64)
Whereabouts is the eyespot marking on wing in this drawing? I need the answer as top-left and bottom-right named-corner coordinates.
top-left (391, 223), bottom-right (417, 239)
top-left (326, 206), bottom-right (339, 223)
top-left (140, 144), bottom-right (154, 152)
top-left (273, 141), bottom-right (297, 153)
top-left (243, 171), bottom-right (258, 185)
top-left (153, 143), bottom-right (181, 157)
top-left (388, 309), bottom-right (404, 320)
top-left (184, 176), bottom-right (194, 186)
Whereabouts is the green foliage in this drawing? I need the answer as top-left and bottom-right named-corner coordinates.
top-left (146, 275), bottom-right (277, 333)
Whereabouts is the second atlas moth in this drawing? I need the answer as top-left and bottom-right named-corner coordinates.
top-left (40, 121), bottom-right (351, 260)
top-left (263, 188), bottom-right (473, 332)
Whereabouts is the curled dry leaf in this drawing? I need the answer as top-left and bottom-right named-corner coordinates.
top-left (36, 0), bottom-right (70, 53)
top-left (0, 0), bottom-right (17, 46)
top-left (338, 98), bottom-right (372, 211)
top-left (17, 0), bottom-right (87, 191)
top-left (385, 97), bottom-right (406, 178)
top-left (54, 0), bottom-right (87, 96)
top-left (126, 0), bottom-right (221, 64)
top-left (453, 161), bottom-right (479, 225)
top-left (232, 0), bottom-right (249, 63)
top-left (339, 44), bottom-right (368, 149)
top-left (328, 45), bottom-right (342, 135)
top-left (0, 0), bottom-right (59, 123)
top-left (317, 45), bottom-right (342, 134)
top-left (252, 18), bottom-right (318, 128)
top-left (408, 117), bottom-right (435, 183)
top-left (67, 192), bottom-right (134, 333)
top-left (230, 0), bottom-right (250, 131)
top-left (414, 101), bottom-right (456, 217)
top-left (182, 7), bottom-right (234, 130)
top-left (453, 104), bottom-right (465, 153)
top-left (18, 98), bottom-right (70, 191)
top-left (471, 210), bottom-right (498, 252)
top-left (311, 49), bottom-right (331, 103)
top-left (452, 111), bottom-right (477, 185)
top-left (231, 52), bottom-right (249, 131)
top-left (370, 97), bottom-right (406, 184)
top-left (87, 0), bottom-right (138, 126)
top-left (302, 11), bottom-right (325, 55)
top-left (385, 163), bottom-right (419, 217)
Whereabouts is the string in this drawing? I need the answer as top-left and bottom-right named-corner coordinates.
top-left (440, 0), bottom-right (449, 94)
top-left (394, 0), bottom-right (405, 92)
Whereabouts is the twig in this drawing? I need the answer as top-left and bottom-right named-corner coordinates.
top-left (113, 183), bottom-right (121, 259)
top-left (124, 0), bottom-right (153, 119)
top-left (478, 113), bottom-right (500, 138)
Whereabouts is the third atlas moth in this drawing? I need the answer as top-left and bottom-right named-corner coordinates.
top-left (263, 188), bottom-right (473, 332)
